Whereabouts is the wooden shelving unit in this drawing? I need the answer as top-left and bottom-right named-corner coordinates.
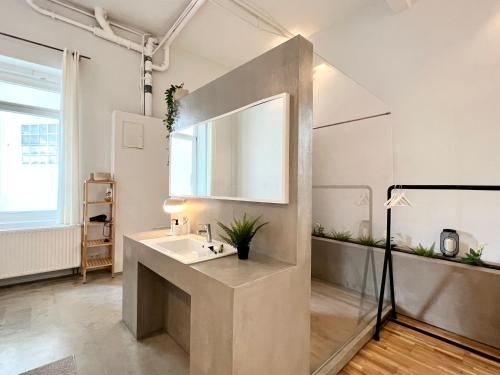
top-left (81, 180), bottom-right (116, 283)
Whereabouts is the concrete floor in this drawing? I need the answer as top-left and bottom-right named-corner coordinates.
top-left (0, 272), bottom-right (189, 375)
top-left (1, 273), bottom-right (376, 375)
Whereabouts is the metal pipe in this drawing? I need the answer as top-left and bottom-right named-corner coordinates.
top-left (47, 0), bottom-right (149, 37)
top-left (94, 6), bottom-right (113, 35)
top-left (151, 0), bottom-right (206, 71)
top-left (27, 0), bottom-right (93, 32)
top-left (143, 38), bottom-right (156, 116)
top-left (153, 0), bottom-right (205, 56)
top-left (26, 0), bottom-right (205, 114)
top-left (26, 0), bottom-right (143, 53)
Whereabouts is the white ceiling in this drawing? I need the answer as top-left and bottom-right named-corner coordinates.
top-left (56, 0), bottom-right (378, 67)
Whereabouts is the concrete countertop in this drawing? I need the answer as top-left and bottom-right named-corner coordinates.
top-left (125, 229), bottom-right (295, 289)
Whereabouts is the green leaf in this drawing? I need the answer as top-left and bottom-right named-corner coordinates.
top-left (216, 214), bottom-right (268, 250)
top-left (462, 246), bottom-right (484, 266)
top-left (414, 242), bottom-right (435, 257)
top-left (357, 235), bottom-right (385, 247)
top-left (326, 230), bottom-right (353, 242)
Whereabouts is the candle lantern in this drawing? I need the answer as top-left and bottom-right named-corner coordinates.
top-left (440, 229), bottom-right (459, 257)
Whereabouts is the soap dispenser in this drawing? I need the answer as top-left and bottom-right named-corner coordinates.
top-left (171, 218), bottom-right (182, 236)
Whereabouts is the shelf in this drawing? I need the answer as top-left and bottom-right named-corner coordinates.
top-left (85, 239), bottom-right (112, 248)
top-left (85, 221), bottom-right (114, 226)
top-left (312, 235), bottom-right (500, 271)
top-left (82, 178), bottom-right (116, 283)
top-left (84, 200), bottom-right (114, 205)
top-left (85, 180), bottom-right (115, 184)
top-left (86, 257), bottom-right (113, 269)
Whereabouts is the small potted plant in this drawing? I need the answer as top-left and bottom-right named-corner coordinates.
top-left (163, 83), bottom-right (187, 138)
top-left (462, 244), bottom-right (485, 266)
top-left (217, 214), bottom-right (268, 260)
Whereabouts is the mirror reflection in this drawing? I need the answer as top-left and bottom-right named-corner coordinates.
top-left (170, 93), bottom-right (289, 203)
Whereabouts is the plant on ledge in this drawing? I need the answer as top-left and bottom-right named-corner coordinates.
top-left (312, 223), bottom-right (325, 237)
top-left (462, 244), bottom-right (485, 266)
top-left (357, 235), bottom-right (385, 247)
top-left (217, 214), bottom-right (269, 260)
top-left (330, 230), bottom-right (353, 242)
top-left (163, 83), bottom-right (184, 138)
top-left (414, 242), bottom-right (436, 257)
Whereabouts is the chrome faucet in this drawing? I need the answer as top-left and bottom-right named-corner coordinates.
top-left (198, 223), bottom-right (212, 243)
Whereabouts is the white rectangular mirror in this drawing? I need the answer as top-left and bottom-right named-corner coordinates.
top-left (170, 93), bottom-right (289, 204)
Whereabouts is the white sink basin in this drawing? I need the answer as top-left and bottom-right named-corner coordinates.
top-left (140, 234), bottom-right (237, 264)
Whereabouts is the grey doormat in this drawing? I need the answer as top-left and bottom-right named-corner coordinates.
top-left (19, 355), bottom-right (77, 375)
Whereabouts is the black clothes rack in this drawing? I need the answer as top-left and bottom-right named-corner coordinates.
top-left (374, 184), bottom-right (500, 363)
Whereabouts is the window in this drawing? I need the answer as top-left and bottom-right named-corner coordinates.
top-left (0, 55), bottom-right (61, 229)
top-left (21, 124), bottom-right (59, 165)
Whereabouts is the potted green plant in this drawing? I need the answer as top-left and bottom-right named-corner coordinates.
top-left (217, 214), bottom-right (268, 260)
top-left (462, 244), bottom-right (485, 266)
top-left (163, 83), bottom-right (184, 138)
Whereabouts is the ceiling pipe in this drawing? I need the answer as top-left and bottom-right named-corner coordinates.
top-left (143, 38), bottom-right (156, 116)
top-left (26, 0), bottom-right (206, 115)
top-left (26, 0), bottom-right (144, 53)
top-left (26, 0), bottom-right (93, 32)
top-left (94, 6), bottom-right (113, 35)
top-left (47, 0), bottom-right (149, 37)
top-left (151, 0), bottom-right (206, 71)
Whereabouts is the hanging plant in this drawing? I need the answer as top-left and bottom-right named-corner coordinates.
top-left (163, 83), bottom-right (184, 138)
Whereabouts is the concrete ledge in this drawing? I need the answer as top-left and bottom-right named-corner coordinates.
top-left (312, 238), bottom-right (500, 348)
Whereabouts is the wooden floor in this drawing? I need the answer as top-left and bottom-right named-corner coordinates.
top-left (310, 278), bottom-right (379, 373)
top-left (339, 318), bottom-right (500, 375)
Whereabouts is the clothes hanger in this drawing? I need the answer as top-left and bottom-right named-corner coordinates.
top-left (384, 185), bottom-right (412, 209)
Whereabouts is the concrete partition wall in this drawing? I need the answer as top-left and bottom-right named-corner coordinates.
top-left (176, 36), bottom-right (313, 373)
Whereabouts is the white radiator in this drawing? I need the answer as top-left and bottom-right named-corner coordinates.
top-left (0, 225), bottom-right (81, 280)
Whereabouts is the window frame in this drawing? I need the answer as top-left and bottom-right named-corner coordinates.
top-left (0, 100), bottom-right (61, 229)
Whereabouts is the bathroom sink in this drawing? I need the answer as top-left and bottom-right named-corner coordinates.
top-left (140, 234), bottom-right (237, 264)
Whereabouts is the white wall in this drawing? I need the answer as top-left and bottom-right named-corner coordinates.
top-left (311, 0), bottom-right (500, 263)
top-left (111, 111), bottom-right (169, 272)
top-left (0, 0), bottom-right (228, 273)
top-left (0, 0), bottom-right (228, 183)
top-left (312, 59), bottom-right (393, 240)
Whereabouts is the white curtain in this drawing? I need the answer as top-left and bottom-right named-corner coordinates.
top-left (59, 49), bottom-right (81, 225)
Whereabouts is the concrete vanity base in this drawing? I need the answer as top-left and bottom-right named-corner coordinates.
top-left (123, 230), bottom-right (306, 374)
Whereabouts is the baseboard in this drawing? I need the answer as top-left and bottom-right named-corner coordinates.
top-left (0, 268), bottom-right (77, 287)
